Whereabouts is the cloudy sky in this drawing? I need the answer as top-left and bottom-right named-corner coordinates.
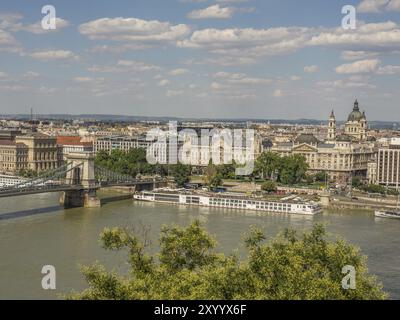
top-left (0, 0), bottom-right (399, 120)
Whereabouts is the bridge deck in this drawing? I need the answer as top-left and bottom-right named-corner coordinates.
top-left (0, 180), bottom-right (162, 198)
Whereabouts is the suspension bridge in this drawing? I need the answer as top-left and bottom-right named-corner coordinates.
top-left (0, 152), bottom-right (165, 208)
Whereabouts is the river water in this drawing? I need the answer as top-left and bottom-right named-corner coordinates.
top-left (0, 192), bottom-right (399, 300)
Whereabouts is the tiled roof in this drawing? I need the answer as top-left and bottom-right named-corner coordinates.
top-left (0, 140), bottom-right (16, 146)
top-left (57, 136), bottom-right (93, 146)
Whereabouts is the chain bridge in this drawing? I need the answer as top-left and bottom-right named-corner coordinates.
top-left (0, 153), bottom-right (165, 208)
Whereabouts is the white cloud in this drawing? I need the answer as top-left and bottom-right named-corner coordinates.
top-left (211, 82), bottom-right (230, 90)
top-left (387, 0), bottom-right (400, 10)
top-left (273, 89), bottom-right (284, 98)
top-left (211, 71), bottom-right (272, 87)
top-left (73, 77), bottom-right (105, 83)
top-left (357, 0), bottom-right (390, 13)
top-left (318, 78), bottom-right (376, 89)
top-left (187, 5), bottom-right (235, 19)
top-left (179, 21), bottom-right (400, 66)
top-left (0, 14), bottom-right (69, 34)
top-left (169, 68), bottom-right (189, 76)
top-left (158, 79), bottom-right (171, 86)
top-left (79, 17), bottom-right (190, 44)
top-left (377, 65), bottom-right (400, 74)
top-left (89, 60), bottom-right (161, 73)
top-left (341, 50), bottom-right (379, 60)
top-left (23, 71), bottom-right (40, 78)
top-left (357, 0), bottom-right (400, 13)
top-left (335, 59), bottom-right (381, 74)
top-left (166, 90), bottom-right (184, 97)
top-left (304, 65), bottom-right (319, 73)
top-left (29, 50), bottom-right (79, 62)
top-left (0, 29), bottom-right (21, 52)
top-left (21, 18), bottom-right (69, 34)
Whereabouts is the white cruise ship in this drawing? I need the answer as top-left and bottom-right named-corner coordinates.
top-left (134, 191), bottom-right (322, 216)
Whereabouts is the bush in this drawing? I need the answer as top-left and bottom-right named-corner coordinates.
top-left (69, 222), bottom-right (387, 300)
top-left (261, 181), bottom-right (278, 193)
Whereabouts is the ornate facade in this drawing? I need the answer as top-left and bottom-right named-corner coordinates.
top-left (0, 133), bottom-right (63, 175)
top-left (271, 100), bottom-right (376, 184)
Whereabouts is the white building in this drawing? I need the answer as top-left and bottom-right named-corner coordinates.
top-left (0, 175), bottom-right (27, 188)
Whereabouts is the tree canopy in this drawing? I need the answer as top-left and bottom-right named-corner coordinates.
top-left (255, 152), bottom-right (309, 185)
top-left (69, 222), bottom-right (387, 300)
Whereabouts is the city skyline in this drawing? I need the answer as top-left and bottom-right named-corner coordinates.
top-left (0, 0), bottom-right (400, 120)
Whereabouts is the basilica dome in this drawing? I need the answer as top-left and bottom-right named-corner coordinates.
top-left (347, 100), bottom-right (364, 122)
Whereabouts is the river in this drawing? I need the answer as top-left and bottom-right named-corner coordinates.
top-left (0, 192), bottom-right (399, 300)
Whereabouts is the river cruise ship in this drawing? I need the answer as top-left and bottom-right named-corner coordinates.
top-left (134, 190), bottom-right (322, 216)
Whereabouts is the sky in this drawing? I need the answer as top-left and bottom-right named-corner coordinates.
top-left (0, 0), bottom-right (399, 121)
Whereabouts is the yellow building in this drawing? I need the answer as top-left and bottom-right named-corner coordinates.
top-left (0, 133), bottom-right (63, 175)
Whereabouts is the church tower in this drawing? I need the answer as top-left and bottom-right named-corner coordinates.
top-left (327, 109), bottom-right (336, 142)
top-left (360, 111), bottom-right (367, 141)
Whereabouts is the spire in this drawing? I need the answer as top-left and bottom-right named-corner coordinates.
top-left (330, 109), bottom-right (335, 119)
top-left (354, 99), bottom-right (359, 111)
top-left (361, 111), bottom-right (366, 120)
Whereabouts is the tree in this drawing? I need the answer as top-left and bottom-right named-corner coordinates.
top-left (315, 172), bottom-right (327, 183)
top-left (255, 152), bottom-right (281, 180)
top-left (305, 174), bottom-right (315, 185)
top-left (94, 148), bottom-right (161, 177)
top-left (352, 176), bottom-right (363, 188)
top-left (18, 169), bottom-right (37, 178)
top-left (69, 222), bottom-right (387, 300)
top-left (362, 184), bottom-right (386, 195)
top-left (170, 164), bottom-right (191, 187)
top-left (204, 163), bottom-right (223, 188)
top-left (217, 163), bottom-right (237, 180)
top-left (279, 155), bottom-right (309, 185)
top-left (261, 181), bottom-right (278, 193)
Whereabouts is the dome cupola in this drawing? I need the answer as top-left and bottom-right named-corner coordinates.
top-left (347, 99), bottom-right (363, 122)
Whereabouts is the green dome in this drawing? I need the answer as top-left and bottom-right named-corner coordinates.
top-left (348, 100), bottom-right (364, 122)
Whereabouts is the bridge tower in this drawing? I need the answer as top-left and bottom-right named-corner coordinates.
top-left (60, 152), bottom-right (101, 208)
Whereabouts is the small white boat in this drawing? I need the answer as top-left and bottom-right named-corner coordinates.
top-left (375, 210), bottom-right (400, 219)
top-left (375, 194), bottom-right (400, 219)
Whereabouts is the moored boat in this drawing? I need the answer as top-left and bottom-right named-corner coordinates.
top-left (134, 190), bottom-right (322, 216)
top-left (375, 210), bottom-right (400, 219)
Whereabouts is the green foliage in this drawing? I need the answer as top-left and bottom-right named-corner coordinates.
top-left (279, 155), bottom-right (309, 185)
top-left (18, 169), bottom-right (38, 178)
top-left (216, 163), bottom-right (237, 179)
top-left (261, 181), bottom-right (278, 193)
top-left (204, 164), bottom-right (223, 188)
top-left (361, 184), bottom-right (386, 194)
top-left (352, 176), bottom-right (363, 188)
top-left (255, 152), bottom-right (309, 185)
top-left (70, 222), bottom-right (387, 300)
top-left (315, 172), bottom-right (327, 183)
top-left (170, 164), bottom-right (192, 187)
top-left (387, 188), bottom-right (399, 196)
top-left (255, 152), bottom-right (281, 180)
top-left (95, 148), bottom-right (171, 178)
top-left (305, 174), bottom-right (315, 185)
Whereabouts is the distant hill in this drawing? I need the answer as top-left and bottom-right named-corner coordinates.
top-left (0, 114), bottom-right (399, 130)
